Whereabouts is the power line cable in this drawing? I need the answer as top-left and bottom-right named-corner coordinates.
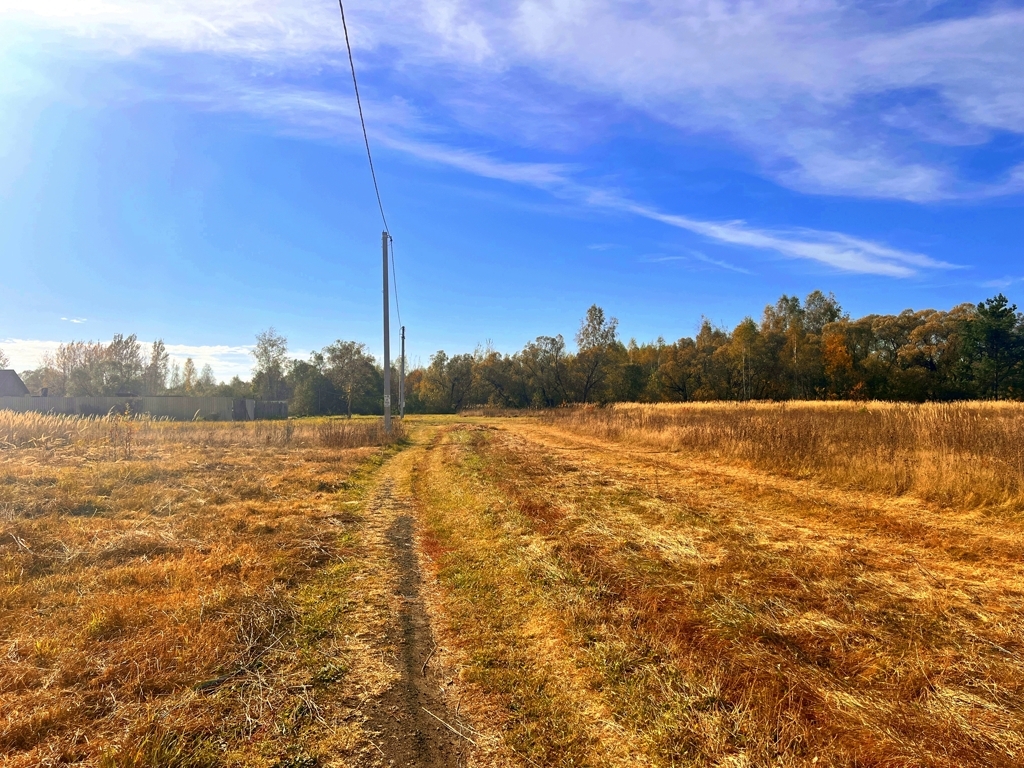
top-left (337, 0), bottom-right (389, 234)
top-left (336, 2), bottom-right (404, 342)
top-left (389, 235), bottom-right (402, 329)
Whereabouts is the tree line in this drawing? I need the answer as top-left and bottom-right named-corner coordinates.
top-left (400, 292), bottom-right (1024, 411)
top-left (15, 337), bottom-right (241, 399)
top-left (255, 291), bottom-right (1024, 412)
top-left (6, 291), bottom-right (1022, 411)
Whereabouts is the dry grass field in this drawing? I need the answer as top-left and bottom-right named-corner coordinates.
top-left (0, 413), bottom-right (414, 767)
top-left (415, 403), bottom-right (1024, 767)
top-left (542, 401), bottom-right (1024, 509)
top-left (3, 403), bottom-right (1024, 767)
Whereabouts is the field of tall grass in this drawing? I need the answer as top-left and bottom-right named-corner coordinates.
top-left (5, 405), bottom-right (1023, 766)
top-left (0, 410), bottom-right (403, 766)
top-left (0, 411), bottom-right (404, 452)
top-left (543, 401), bottom-right (1024, 510)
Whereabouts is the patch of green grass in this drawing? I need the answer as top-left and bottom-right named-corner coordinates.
top-left (98, 728), bottom-right (222, 768)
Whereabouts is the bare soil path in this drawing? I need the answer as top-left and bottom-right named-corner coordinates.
top-left (356, 456), bottom-right (470, 768)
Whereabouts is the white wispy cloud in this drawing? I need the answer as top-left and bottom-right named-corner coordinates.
top-left (600, 195), bottom-right (956, 278)
top-left (317, 126), bottom-right (946, 277)
top-left (644, 251), bottom-right (751, 274)
top-left (4, 0), bottom-right (1023, 203)
top-left (502, 2), bottom-right (1024, 201)
top-left (381, 134), bottom-right (574, 187)
top-left (979, 276), bottom-right (1023, 290)
top-left (0, 1), bottom-right (344, 60)
top-left (4, 1), bottom-right (1017, 277)
top-left (691, 252), bottom-right (752, 275)
top-left (214, 79), bottom-right (985, 276)
top-left (60, 317), bottom-right (87, 324)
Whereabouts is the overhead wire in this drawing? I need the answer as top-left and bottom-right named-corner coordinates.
top-left (389, 235), bottom-right (402, 329)
top-left (337, 0), bottom-right (389, 235)
top-left (336, 1), bottom-right (403, 331)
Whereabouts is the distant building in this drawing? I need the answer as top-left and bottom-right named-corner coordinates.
top-left (0, 370), bottom-right (29, 397)
top-left (0, 370), bottom-right (287, 420)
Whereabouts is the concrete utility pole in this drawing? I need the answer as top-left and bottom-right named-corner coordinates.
top-left (382, 230), bottom-right (391, 432)
top-left (400, 325), bottom-right (406, 418)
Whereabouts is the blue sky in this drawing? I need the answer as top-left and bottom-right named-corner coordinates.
top-left (1, 0), bottom-right (1022, 379)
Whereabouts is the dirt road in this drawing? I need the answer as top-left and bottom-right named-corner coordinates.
top-left (340, 447), bottom-right (475, 768)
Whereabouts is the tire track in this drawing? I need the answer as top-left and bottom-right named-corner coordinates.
top-left (360, 473), bottom-right (469, 768)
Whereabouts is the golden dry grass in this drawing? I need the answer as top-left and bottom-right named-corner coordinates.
top-left (0, 411), bottom-right (407, 767)
top-left (543, 401), bottom-right (1024, 510)
top-left (411, 413), bottom-right (1024, 767)
top-left (0, 410), bottom-right (404, 452)
top-left (6, 406), bottom-right (1024, 767)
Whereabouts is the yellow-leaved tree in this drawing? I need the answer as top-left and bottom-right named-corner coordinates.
top-left (182, 358), bottom-right (197, 393)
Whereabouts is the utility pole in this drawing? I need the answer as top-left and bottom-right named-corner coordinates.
top-left (383, 231), bottom-right (391, 432)
top-left (399, 325), bottom-right (406, 418)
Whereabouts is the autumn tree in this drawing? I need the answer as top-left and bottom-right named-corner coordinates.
top-left (520, 335), bottom-right (569, 407)
top-left (323, 340), bottom-right (379, 417)
top-left (608, 339), bottom-right (659, 402)
top-left (182, 358), bottom-right (198, 393)
top-left (145, 340), bottom-right (170, 395)
top-left (252, 328), bottom-right (289, 400)
top-left (419, 351), bottom-right (474, 412)
top-left (289, 352), bottom-right (340, 416)
top-left (68, 342), bottom-right (109, 396)
top-left (726, 318), bottom-right (764, 400)
top-left (804, 290), bottom-right (844, 335)
top-left (106, 334), bottom-right (144, 394)
top-left (403, 368), bottom-right (427, 413)
top-left (655, 338), bottom-right (699, 401)
top-left (822, 324), bottom-right (860, 398)
top-left (572, 305), bottom-right (619, 403)
top-left (474, 348), bottom-right (530, 407)
top-left (689, 319), bottom-right (731, 400)
top-left (47, 342), bottom-right (84, 396)
top-left (197, 364), bottom-right (217, 394)
top-left (168, 361), bottom-right (183, 391)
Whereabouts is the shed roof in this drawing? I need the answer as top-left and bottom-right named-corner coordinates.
top-left (0, 370), bottom-right (29, 397)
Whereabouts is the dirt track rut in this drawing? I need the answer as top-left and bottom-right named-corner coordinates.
top-left (359, 471), bottom-right (468, 768)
